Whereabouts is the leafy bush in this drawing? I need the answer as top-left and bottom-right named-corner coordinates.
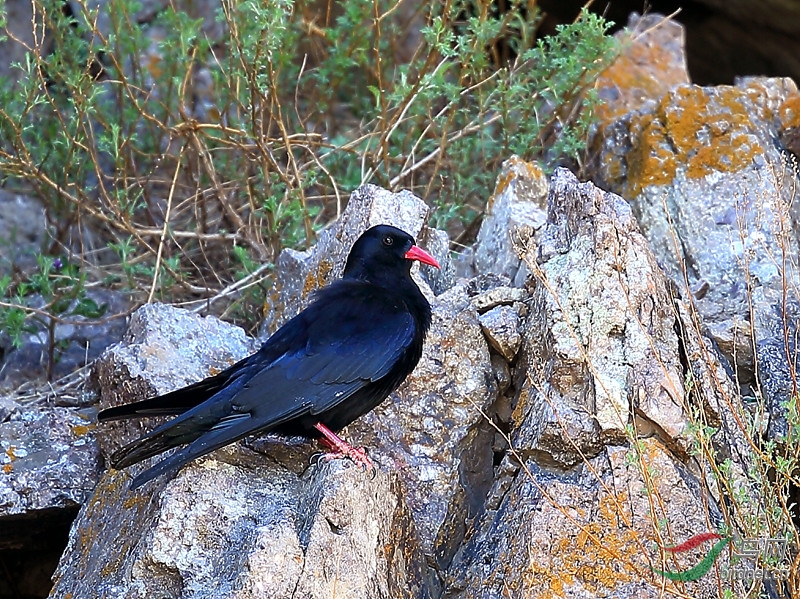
top-left (0, 0), bottom-right (617, 364)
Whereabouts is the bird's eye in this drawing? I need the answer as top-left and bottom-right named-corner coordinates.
top-left (382, 235), bottom-right (394, 246)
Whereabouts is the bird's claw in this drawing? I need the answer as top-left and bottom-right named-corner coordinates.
top-left (311, 446), bottom-right (376, 474)
top-left (343, 444), bottom-right (375, 473)
top-left (312, 422), bottom-right (376, 475)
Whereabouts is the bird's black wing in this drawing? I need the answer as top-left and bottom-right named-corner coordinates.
top-left (97, 365), bottom-right (245, 420)
top-left (112, 282), bottom-right (416, 488)
top-left (97, 332), bottom-right (293, 422)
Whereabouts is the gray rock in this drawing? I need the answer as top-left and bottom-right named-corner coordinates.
top-left (0, 190), bottom-right (46, 276)
top-left (590, 18), bottom-right (800, 441)
top-left (347, 282), bottom-right (497, 565)
top-left (419, 226), bottom-right (456, 294)
top-left (590, 12), bottom-right (690, 186)
top-left (478, 305), bottom-right (522, 361)
top-left (750, 286), bottom-right (800, 439)
top-left (442, 167), bottom-right (739, 598)
top-left (490, 353), bottom-right (512, 397)
top-left (445, 441), bottom-right (729, 598)
top-left (52, 185), bottom-right (474, 597)
top-left (50, 459), bottom-right (432, 599)
top-left (451, 246), bottom-right (476, 280)
top-left (93, 303), bottom-right (258, 458)
top-left (592, 30), bottom-right (800, 386)
top-left (0, 396), bottom-right (102, 593)
top-left (674, 299), bottom-right (753, 493)
top-left (470, 286), bottom-right (527, 314)
top-left (512, 169), bottom-right (689, 466)
top-left (0, 403), bottom-right (101, 516)
top-left (474, 156), bottom-right (548, 285)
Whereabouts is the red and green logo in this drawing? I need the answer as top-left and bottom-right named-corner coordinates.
top-left (651, 532), bottom-right (732, 582)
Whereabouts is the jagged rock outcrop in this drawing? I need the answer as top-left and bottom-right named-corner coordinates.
top-left (443, 168), bottom-right (732, 598)
top-left (48, 184), bottom-right (498, 598)
top-left (50, 458), bottom-right (433, 599)
top-left (591, 12), bottom-right (800, 441)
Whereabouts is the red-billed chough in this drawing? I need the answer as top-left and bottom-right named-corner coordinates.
top-left (98, 224), bottom-right (439, 488)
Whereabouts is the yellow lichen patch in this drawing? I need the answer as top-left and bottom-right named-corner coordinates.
top-left (5, 445), bottom-right (18, 461)
top-left (122, 495), bottom-right (146, 510)
top-left (522, 492), bottom-right (645, 598)
top-left (487, 170), bottom-right (516, 212)
top-left (778, 93), bottom-right (800, 130)
top-left (70, 424), bottom-right (95, 437)
top-left (2, 463), bottom-right (11, 474)
top-left (487, 156), bottom-right (545, 212)
top-left (502, 155), bottom-right (545, 182)
top-left (510, 387), bottom-right (530, 429)
top-left (594, 31), bottom-right (689, 126)
top-left (302, 259), bottom-right (333, 296)
top-left (626, 85), bottom-right (764, 196)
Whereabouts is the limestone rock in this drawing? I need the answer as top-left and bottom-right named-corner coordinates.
top-left (348, 282), bottom-right (497, 565)
top-left (93, 303), bottom-right (258, 458)
top-left (50, 459), bottom-right (432, 599)
top-left (469, 285), bottom-right (526, 314)
top-left (512, 168), bottom-right (689, 466)
top-left (445, 439), bottom-right (729, 598)
top-left (593, 12), bottom-right (690, 133)
top-left (590, 15), bottom-right (800, 440)
top-left (0, 403), bottom-right (101, 516)
top-left (478, 305), bottom-right (522, 361)
top-left (0, 397), bottom-right (102, 597)
top-left (474, 156), bottom-right (548, 285)
top-left (51, 184), bottom-right (478, 597)
top-left (591, 16), bottom-right (800, 389)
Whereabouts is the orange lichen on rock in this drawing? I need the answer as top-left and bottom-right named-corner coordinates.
top-left (522, 492), bottom-right (644, 598)
top-left (626, 85), bottom-right (765, 196)
top-left (778, 93), bottom-right (800, 130)
top-left (302, 259), bottom-right (333, 297)
top-left (70, 424), bottom-right (94, 437)
top-left (487, 156), bottom-right (545, 212)
top-left (594, 24), bottom-right (690, 125)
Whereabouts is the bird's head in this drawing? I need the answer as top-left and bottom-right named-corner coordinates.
top-left (344, 225), bottom-right (440, 283)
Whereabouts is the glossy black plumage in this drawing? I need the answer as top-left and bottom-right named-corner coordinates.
top-left (98, 225), bottom-right (438, 488)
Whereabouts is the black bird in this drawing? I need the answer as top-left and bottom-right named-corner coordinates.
top-left (98, 225), bottom-right (439, 488)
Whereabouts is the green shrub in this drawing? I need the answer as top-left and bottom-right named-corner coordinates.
top-left (0, 0), bottom-right (617, 349)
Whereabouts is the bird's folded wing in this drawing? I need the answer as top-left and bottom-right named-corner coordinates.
top-left (109, 300), bottom-right (415, 474)
top-left (235, 303), bottom-right (415, 415)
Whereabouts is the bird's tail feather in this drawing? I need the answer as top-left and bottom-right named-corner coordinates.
top-left (110, 433), bottom-right (189, 470)
top-left (98, 375), bottom-right (231, 421)
top-left (128, 418), bottom-right (259, 489)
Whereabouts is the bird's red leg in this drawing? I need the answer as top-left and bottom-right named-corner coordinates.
top-left (313, 422), bottom-right (375, 471)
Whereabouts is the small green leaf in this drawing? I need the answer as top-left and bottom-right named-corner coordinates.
top-left (72, 297), bottom-right (107, 319)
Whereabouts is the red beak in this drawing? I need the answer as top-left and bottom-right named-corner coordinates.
top-left (404, 245), bottom-right (440, 269)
